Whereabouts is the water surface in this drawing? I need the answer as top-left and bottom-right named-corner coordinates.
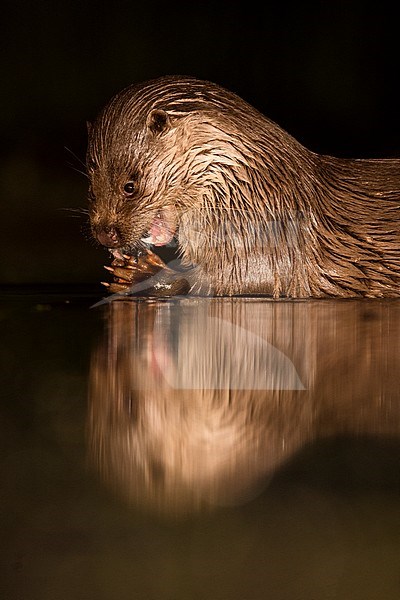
top-left (1, 288), bottom-right (399, 599)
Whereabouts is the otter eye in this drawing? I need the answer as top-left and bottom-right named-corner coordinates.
top-left (123, 181), bottom-right (135, 196)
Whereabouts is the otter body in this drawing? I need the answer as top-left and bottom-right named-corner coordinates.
top-left (87, 76), bottom-right (400, 297)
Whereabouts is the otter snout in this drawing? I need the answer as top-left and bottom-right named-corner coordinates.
top-left (94, 225), bottom-right (121, 248)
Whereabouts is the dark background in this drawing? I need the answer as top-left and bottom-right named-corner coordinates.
top-left (1, 1), bottom-right (399, 286)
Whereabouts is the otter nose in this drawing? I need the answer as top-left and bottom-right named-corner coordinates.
top-left (96, 226), bottom-right (121, 248)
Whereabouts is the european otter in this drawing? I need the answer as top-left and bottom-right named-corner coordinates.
top-left (87, 76), bottom-right (400, 297)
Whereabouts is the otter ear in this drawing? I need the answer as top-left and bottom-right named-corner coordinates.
top-left (146, 109), bottom-right (170, 135)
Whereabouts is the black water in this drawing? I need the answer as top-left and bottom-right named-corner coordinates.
top-left (1, 287), bottom-right (399, 600)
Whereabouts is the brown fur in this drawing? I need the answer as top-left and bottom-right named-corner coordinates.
top-left (87, 76), bottom-right (400, 297)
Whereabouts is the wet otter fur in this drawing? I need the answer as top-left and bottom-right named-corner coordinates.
top-left (87, 75), bottom-right (400, 297)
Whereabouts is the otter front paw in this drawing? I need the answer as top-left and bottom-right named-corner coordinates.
top-left (102, 249), bottom-right (189, 297)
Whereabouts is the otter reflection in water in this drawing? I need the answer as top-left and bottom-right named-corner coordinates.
top-left (87, 299), bottom-right (400, 516)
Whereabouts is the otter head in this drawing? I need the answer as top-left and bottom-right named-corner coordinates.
top-left (86, 76), bottom-right (268, 261)
top-left (87, 95), bottom-right (192, 255)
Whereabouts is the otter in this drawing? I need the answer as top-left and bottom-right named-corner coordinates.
top-left (87, 75), bottom-right (400, 297)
